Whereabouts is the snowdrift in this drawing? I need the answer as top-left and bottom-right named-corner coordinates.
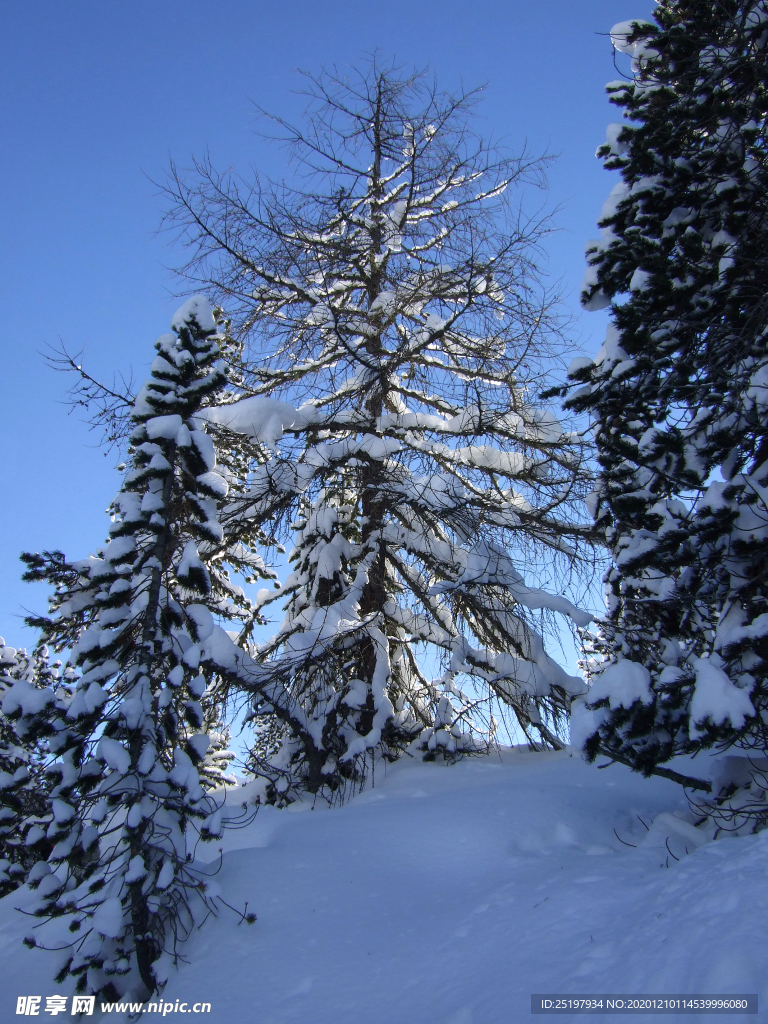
top-left (1, 749), bottom-right (765, 1023)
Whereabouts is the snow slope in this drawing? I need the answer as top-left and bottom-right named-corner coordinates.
top-left (1, 750), bottom-right (765, 1023)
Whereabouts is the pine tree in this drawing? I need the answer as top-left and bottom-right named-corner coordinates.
top-left (568, 2), bottom-right (768, 798)
top-left (0, 640), bottom-right (74, 895)
top-left (12, 297), bottom-right (257, 1000)
top-left (165, 61), bottom-right (595, 803)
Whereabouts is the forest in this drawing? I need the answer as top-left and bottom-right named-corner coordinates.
top-left (0, 2), bottom-right (766, 1019)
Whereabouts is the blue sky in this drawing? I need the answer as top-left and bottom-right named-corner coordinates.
top-left (0, 0), bottom-right (655, 647)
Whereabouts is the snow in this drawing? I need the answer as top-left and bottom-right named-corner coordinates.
top-left (190, 430), bottom-right (216, 471)
top-left (629, 268), bottom-right (651, 292)
top-left (746, 363), bottom-right (768, 409)
top-left (156, 859), bottom-right (174, 890)
top-left (3, 750), bottom-right (763, 1022)
top-left (177, 540), bottom-right (205, 581)
top-left (50, 800), bottom-right (76, 824)
top-left (584, 660), bottom-right (653, 710)
top-left (716, 611), bottom-right (768, 651)
top-left (124, 855), bottom-right (147, 883)
top-left (101, 536), bottom-right (137, 565)
top-left (144, 415), bottom-right (183, 440)
top-left (369, 290), bottom-right (396, 314)
top-left (188, 734), bottom-right (209, 759)
top-left (580, 263), bottom-right (610, 311)
top-left (196, 470), bottom-right (228, 498)
top-left (506, 582), bottom-right (592, 629)
top-left (599, 180), bottom-right (629, 222)
top-left (594, 323), bottom-right (629, 368)
top-left (1, 680), bottom-right (55, 716)
top-left (202, 397), bottom-right (303, 450)
top-left (91, 897), bottom-right (124, 938)
top-left (96, 737), bottom-right (131, 775)
top-left (171, 295), bottom-right (217, 333)
top-left (568, 698), bottom-right (606, 751)
top-left (567, 356), bottom-right (593, 377)
top-left (186, 604), bottom-right (215, 642)
top-left (603, 122), bottom-right (628, 157)
top-left (690, 658), bottom-right (755, 737)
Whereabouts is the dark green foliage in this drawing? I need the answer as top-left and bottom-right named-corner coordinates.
top-left (0, 643), bottom-right (76, 895)
top-left (571, 1), bottom-right (768, 794)
top-left (10, 298), bottom-right (253, 1000)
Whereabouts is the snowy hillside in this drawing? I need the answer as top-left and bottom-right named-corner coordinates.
top-left (2, 749), bottom-right (764, 1023)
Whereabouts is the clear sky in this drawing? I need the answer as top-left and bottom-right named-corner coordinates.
top-left (0, 0), bottom-right (655, 647)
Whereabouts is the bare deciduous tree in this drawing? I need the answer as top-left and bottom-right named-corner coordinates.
top-left (159, 58), bottom-right (596, 803)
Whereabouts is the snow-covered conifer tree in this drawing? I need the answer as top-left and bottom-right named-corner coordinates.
top-left (165, 61), bottom-right (595, 803)
top-left (0, 641), bottom-right (73, 895)
top-left (569, 2), bottom-right (768, 797)
top-left (12, 297), bottom-right (257, 999)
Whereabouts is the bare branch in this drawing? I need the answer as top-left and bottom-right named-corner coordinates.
top-left (43, 343), bottom-right (135, 454)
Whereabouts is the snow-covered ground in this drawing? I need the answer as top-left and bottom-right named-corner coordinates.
top-left (1, 749), bottom-right (765, 1023)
